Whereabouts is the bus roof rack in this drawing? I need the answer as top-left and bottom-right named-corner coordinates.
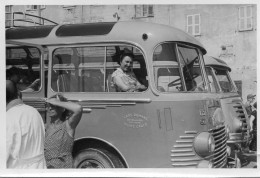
top-left (6, 12), bottom-right (58, 28)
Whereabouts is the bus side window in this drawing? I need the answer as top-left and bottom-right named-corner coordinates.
top-left (105, 46), bottom-right (148, 92)
top-left (6, 47), bottom-right (41, 92)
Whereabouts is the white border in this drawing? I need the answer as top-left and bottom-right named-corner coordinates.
top-left (1, 0), bottom-right (259, 177)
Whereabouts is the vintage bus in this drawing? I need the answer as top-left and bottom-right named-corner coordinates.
top-left (6, 21), bottom-right (236, 168)
top-left (203, 55), bottom-right (251, 166)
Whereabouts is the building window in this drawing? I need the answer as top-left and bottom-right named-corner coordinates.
top-left (5, 5), bottom-right (12, 27)
top-left (186, 14), bottom-right (201, 36)
top-left (238, 6), bottom-right (253, 31)
top-left (135, 5), bottom-right (154, 18)
top-left (40, 5), bottom-right (46, 10)
top-left (26, 5), bottom-right (45, 11)
top-left (26, 5), bottom-right (38, 11)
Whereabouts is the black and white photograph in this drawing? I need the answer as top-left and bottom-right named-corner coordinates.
top-left (1, 0), bottom-right (259, 177)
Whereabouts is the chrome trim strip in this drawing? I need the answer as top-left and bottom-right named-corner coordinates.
top-left (180, 136), bottom-right (195, 139)
top-left (184, 131), bottom-right (198, 134)
top-left (171, 153), bottom-right (196, 157)
top-left (171, 158), bottom-right (200, 162)
top-left (173, 145), bottom-right (193, 148)
top-left (172, 163), bottom-right (198, 166)
top-left (176, 140), bottom-right (193, 143)
top-left (171, 149), bottom-right (193, 153)
top-left (69, 98), bottom-right (152, 103)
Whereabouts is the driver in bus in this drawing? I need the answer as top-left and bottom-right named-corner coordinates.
top-left (111, 48), bottom-right (147, 92)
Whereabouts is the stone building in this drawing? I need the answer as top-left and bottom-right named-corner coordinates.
top-left (5, 4), bottom-right (257, 100)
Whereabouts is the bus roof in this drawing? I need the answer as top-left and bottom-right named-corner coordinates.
top-left (204, 55), bottom-right (231, 71)
top-left (6, 21), bottom-right (206, 54)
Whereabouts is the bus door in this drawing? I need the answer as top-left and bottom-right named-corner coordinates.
top-left (6, 40), bottom-right (47, 123)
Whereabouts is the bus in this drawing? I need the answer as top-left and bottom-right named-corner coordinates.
top-left (203, 55), bottom-right (251, 167)
top-left (6, 21), bottom-right (236, 168)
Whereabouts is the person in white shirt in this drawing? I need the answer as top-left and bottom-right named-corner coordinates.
top-left (6, 80), bottom-right (46, 169)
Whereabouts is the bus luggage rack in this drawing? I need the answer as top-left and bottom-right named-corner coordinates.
top-left (6, 12), bottom-right (58, 28)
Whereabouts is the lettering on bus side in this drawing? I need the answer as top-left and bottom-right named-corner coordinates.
top-left (123, 113), bottom-right (148, 128)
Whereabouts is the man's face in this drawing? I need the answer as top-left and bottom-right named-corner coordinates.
top-left (249, 97), bottom-right (255, 104)
top-left (10, 74), bottom-right (21, 83)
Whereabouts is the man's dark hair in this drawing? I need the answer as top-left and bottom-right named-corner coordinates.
top-left (6, 80), bottom-right (18, 104)
top-left (6, 67), bottom-right (21, 80)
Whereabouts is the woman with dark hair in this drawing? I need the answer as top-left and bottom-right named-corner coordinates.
top-left (44, 94), bottom-right (82, 168)
top-left (111, 48), bottom-right (147, 92)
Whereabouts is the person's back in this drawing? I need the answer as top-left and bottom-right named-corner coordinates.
top-left (7, 104), bottom-right (46, 168)
top-left (6, 80), bottom-right (46, 168)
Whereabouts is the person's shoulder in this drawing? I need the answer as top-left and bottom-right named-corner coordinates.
top-left (22, 104), bottom-right (40, 114)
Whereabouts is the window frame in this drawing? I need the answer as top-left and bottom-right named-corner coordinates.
top-left (135, 5), bottom-right (154, 18)
top-left (238, 5), bottom-right (253, 31)
top-left (152, 42), bottom-right (207, 93)
top-left (5, 5), bottom-right (13, 27)
top-left (186, 14), bottom-right (201, 36)
top-left (50, 44), bottom-right (148, 93)
top-left (6, 46), bottom-right (42, 93)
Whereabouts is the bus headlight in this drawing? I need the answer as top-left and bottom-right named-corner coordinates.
top-left (194, 132), bottom-right (215, 157)
top-left (233, 118), bottom-right (243, 132)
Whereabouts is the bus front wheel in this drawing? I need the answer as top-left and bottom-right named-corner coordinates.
top-left (74, 148), bottom-right (125, 168)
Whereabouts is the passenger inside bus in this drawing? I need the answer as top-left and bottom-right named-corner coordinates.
top-left (111, 48), bottom-right (147, 92)
top-left (6, 66), bottom-right (40, 92)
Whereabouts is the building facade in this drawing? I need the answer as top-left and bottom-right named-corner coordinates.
top-left (5, 4), bottom-right (257, 100)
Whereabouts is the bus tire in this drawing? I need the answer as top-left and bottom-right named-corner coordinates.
top-left (74, 148), bottom-right (125, 168)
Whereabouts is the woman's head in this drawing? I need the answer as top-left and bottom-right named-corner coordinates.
top-left (47, 94), bottom-right (69, 121)
top-left (119, 48), bottom-right (135, 72)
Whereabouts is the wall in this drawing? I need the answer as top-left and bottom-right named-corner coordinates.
top-left (9, 4), bottom-right (257, 100)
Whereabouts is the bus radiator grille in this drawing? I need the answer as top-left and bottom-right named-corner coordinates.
top-left (233, 102), bottom-right (250, 142)
top-left (209, 124), bottom-right (227, 168)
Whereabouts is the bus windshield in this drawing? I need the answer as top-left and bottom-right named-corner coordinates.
top-left (153, 42), bottom-right (205, 92)
top-left (213, 68), bottom-right (236, 92)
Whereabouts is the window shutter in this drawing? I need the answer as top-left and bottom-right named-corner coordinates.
top-left (239, 6), bottom-right (245, 30)
top-left (246, 6), bottom-right (252, 29)
top-left (143, 5), bottom-right (148, 16)
top-left (40, 5), bottom-right (46, 9)
top-left (135, 5), bottom-right (142, 17)
top-left (194, 14), bottom-right (200, 35)
top-left (187, 15), bottom-right (193, 34)
top-left (148, 5), bottom-right (154, 16)
top-left (239, 6), bottom-right (253, 31)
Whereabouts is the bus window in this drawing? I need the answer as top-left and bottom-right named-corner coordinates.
top-left (6, 47), bottom-right (41, 92)
top-left (106, 45), bottom-right (148, 92)
top-left (153, 43), bottom-right (183, 92)
top-left (214, 68), bottom-right (235, 92)
top-left (51, 45), bottom-right (148, 93)
top-left (177, 44), bottom-right (206, 92)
